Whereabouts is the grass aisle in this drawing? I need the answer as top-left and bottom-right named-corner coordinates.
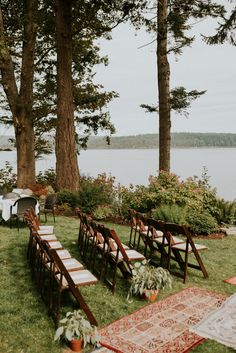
top-left (0, 216), bottom-right (235, 353)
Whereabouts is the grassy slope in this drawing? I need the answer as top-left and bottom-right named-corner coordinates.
top-left (0, 216), bottom-right (235, 353)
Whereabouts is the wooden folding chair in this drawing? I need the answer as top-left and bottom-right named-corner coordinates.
top-left (37, 240), bottom-right (84, 311)
top-left (164, 223), bottom-right (209, 283)
top-left (77, 212), bottom-right (92, 256)
top-left (128, 209), bottom-right (148, 249)
top-left (47, 248), bottom-right (98, 327)
top-left (128, 209), bottom-right (138, 247)
top-left (141, 218), bottom-right (166, 263)
top-left (101, 226), bottom-right (145, 293)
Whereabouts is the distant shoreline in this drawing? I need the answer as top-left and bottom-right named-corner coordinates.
top-left (2, 132), bottom-right (236, 150)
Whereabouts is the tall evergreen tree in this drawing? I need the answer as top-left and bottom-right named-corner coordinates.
top-left (0, 0), bottom-right (38, 187)
top-left (133, 0), bottom-right (224, 172)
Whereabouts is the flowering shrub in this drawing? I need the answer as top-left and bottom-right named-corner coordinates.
top-left (36, 168), bottom-right (56, 190)
top-left (29, 183), bottom-right (48, 197)
top-left (0, 162), bottom-right (17, 192)
top-left (78, 173), bottom-right (117, 213)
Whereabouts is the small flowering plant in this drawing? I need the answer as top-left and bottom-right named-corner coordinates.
top-left (127, 260), bottom-right (172, 301)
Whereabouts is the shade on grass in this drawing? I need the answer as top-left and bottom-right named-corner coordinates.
top-left (0, 215), bottom-right (236, 353)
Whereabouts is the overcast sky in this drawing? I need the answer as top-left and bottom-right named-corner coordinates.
top-left (0, 4), bottom-right (235, 138)
top-left (95, 12), bottom-right (236, 136)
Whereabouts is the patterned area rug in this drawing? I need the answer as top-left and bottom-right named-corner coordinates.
top-left (99, 287), bottom-right (226, 353)
top-left (224, 276), bottom-right (236, 285)
top-left (191, 292), bottom-right (236, 350)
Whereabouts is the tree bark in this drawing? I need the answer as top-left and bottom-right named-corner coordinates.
top-left (0, 1), bottom-right (38, 187)
top-left (157, 0), bottom-right (171, 172)
top-left (55, 0), bottom-right (80, 191)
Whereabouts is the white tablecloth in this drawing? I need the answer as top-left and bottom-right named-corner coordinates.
top-left (0, 195), bottom-right (40, 221)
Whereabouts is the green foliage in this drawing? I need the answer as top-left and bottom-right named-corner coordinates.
top-left (36, 168), bottom-right (57, 190)
top-left (152, 204), bottom-right (188, 224)
top-left (92, 205), bottom-right (114, 220)
top-left (212, 198), bottom-right (236, 225)
top-left (57, 189), bottom-right (80, 209)
top-left (78, 173), bottom-right (116, 213)
top-left (54, 310), bottom-right (100, 348)
top-left (0, 161), bottom-right (17, 192)
top-left (170, 87), bottom-right (206, 117)
top-left (85, 133), bottom-right (236, 149)
top-left (117, 170), bottom-right (218, 219)
top-left (186, 209), bottom-right (218, 235)
top-left (127, 260), bottom-right (172, 301)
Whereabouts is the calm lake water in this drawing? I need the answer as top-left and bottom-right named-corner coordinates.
top-left (0, 148), bottom-right (235, 201)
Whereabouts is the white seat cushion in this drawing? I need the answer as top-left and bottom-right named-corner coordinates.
top-left (47, 241), bottom-right (63, 250)
top-left (56, 249), bottom-right (71, 259)
top-left (39, 225), bottom-right (54, 233)
top-left (172, 242), bottom-right (208, 252)
top-left (56, 269), bottom-right (98, 287)
top-left (62, 258), bottom-right (84, 271)
top-left (39, 234), bottom-right (57, 241)
top-left (37, 228), bottom-right (54, 235)
top-left (110, 249), bottom-right (145, 261)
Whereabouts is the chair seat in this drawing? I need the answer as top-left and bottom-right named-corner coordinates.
top-left (62, 258), bottom-right (84, 271)
top-left (39, 234), bottom-right (57, 241)
top-left (55, 250), bottom-right (71, 260)
top-left (97, 241), bottom-right (129, 252)
top-left (152, 230), bottom-right (164, 238)
top-left (172, 242), bottom-right (208, 252)
top-left (110, 249), bottom-right (145, 261)
top-left (132, 225), bottom-right (148, 231)
top-left (153, 235), bottom-right (184, 245)
top-left (47, 241), bottom-right (63, 250)
top-left (56, 269), bottom-right (98, 287)
top-left (38, 226), bottom-right (54, 234)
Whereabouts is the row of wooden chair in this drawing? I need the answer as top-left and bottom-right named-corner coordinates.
top-left (128, 209), bottom-right (209, 283)
top-left (24, 209), bottom-right (98, 327)
top-left (77, 211), bottom-right (146, 293)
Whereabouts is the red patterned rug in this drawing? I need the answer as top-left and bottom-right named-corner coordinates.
top-left (99, 287), bottom-right (226, 353)
top-left (224, 276), bottom-right (236, 285)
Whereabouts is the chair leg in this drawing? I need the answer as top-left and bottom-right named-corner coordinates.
top-left (183, 252), bottom-right (189, 283)
top-left (54, 288), bottom-right (62, 327)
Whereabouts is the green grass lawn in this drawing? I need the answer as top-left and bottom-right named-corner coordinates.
top-left (0, 215), bottom-right (236, 353)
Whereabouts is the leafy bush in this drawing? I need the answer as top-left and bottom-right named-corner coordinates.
top-left (56, 203), bottom-right (74, 216)
top-left (36, 168), bottom-right (56, 190)
top-left (152, 204), bottom-right (188, 224)
top-left (0, 162), bottom-right (17, 192)
top-left (212, 198), bottom-right (236, 225)
top-left (116, 170), bottom-right (218, 221)
top-left (57, 189), bottom-right (80, 209)
top-left (92, 205), bottom-right (114, 220)
top-left (116, 184), bottom-right (152, 218)
top-left (78, 173), bottom-right (116, 213)
top-left (186, 209), bottom-right (218, 235)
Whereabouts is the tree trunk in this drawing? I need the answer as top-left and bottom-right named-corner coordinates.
top-left (0, 1), bottom-right (38, 187)
top-left (55, 0), bottom-right (80, 191)
top-left (157, 0), bottom-right (171, 172)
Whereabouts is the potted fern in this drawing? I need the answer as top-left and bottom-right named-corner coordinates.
top-left (54, 310), bottom-right (101, 352)
top-left (127, 260), bottom-right (172, 302)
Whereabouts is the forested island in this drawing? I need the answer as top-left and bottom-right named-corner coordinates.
top-left (2, 133), bottom-right (236, 151)
top-left (86, 133), bottom-right (236, 149)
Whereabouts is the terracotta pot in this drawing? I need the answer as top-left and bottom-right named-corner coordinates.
top-left (142, 290), bottom-right (159, 302)
top-left (69, 339), bottom-right (83, 352)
